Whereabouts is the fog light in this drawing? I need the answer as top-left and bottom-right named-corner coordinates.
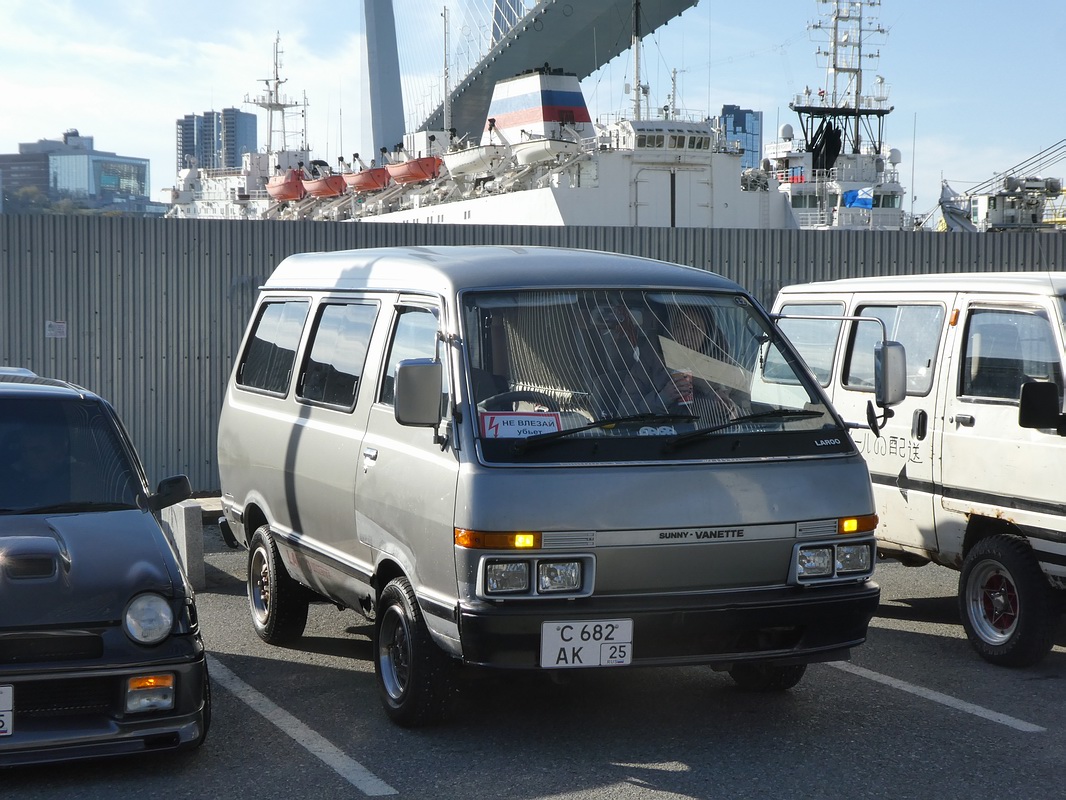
top-left (486, 561), bottom-right (529, 593)
top-left (537, 561), bottom-right (581, 593)
top-left (798, 546), bottom-right (833, 577)
top-left (125, 674), bottom-right (175, 713)
top-left (837, 543), bottom-right (872, 574)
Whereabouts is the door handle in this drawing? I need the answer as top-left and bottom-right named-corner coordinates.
top-left (362, 447), bottom-right (378, 472)
top-left (955, 414), bottom-right (975, 427)
top-left (911, 409), bottom-right (928, 440)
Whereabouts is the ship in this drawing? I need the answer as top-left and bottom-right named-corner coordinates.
top-left (165, 34), bottom-right (311, 221)
top-left (762, 0), bottom-right (908, 230)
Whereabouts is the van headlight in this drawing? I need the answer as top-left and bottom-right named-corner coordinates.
top-left (485, 561), bottom-right (530, 594)
top-left (794, 541), bottom-right (874, 583)
top-left (836, 543), bottom-right (873, 574)
top-left (538, 561), bottom-right (582, 593)
top-left (797, 546), bottom-right (834, 578)
top-left (124, 593), bottom-right (175, 644)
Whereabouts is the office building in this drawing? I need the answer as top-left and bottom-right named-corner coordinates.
top-left (714, 104), bottom-right (763, 171)
top-left (176, 108), bottom-right (257, 172)
top-left (0, 129), bottom-right (156, 214)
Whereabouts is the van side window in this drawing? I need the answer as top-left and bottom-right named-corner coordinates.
top-left (380, 306), bottom-right (442, 406)
top-left (775, 303), bottom-right (844, 385)
top-left (845, 304), bottom-right (945, 395)
top-left (298, 302), bottom-right (378, 409)
top-left (961, 308), bottom-right (1062, 401)
top-left (237, 300), bottom-right (310, 395)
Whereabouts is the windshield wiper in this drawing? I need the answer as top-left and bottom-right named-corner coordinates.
top-left (512, 412), bottom-right (698, 454)
top-left (664, 409), bottom-right (827, 453)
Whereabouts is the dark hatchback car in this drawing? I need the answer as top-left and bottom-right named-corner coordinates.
top-left (0, 369), bottom-right (209, 766)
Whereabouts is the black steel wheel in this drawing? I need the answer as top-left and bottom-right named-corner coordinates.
top-left (247, 525), bottom-right (310, 645)
top-left (375, 576), bottom-right (455, 727)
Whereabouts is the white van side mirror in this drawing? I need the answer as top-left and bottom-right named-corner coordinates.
top-left (874, 341), bottom-right (907, 408)
top-left (395, 359), bottom-right (443, 427)
top-left (1019, 381), bottom-right (1066, 434)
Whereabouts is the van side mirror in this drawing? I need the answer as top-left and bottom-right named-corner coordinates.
top-left (874, 341), bottom-right (907, 408)
top-left (395, 359), bottom-right (444, 427)
top-left (1019, 381), bottom-right (1065, 433)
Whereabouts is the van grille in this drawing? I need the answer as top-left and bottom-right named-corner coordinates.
top-left (542, 531), bottom-right (596, 549)
top-left (797, 519), bottom-right (838, 538)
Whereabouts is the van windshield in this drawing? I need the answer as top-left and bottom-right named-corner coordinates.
top-left (461, 288), bottom-right (845, 463)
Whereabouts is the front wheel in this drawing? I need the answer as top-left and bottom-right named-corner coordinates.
top-left (958, 534), bottom-right (1060, 667)
top-left (728, 662), bottom-right (807, 691)
top-left (375, 577), bottom-right (455, 727)
top-left (247, 526), bottom-right (310, 645)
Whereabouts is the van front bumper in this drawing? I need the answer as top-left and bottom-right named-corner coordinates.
top-left (457, 581), bottom-right (879, 669)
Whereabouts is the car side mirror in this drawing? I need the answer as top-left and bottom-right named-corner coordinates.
top-left (395, 359), bottom-right (444, 427)
top-left (148, 474), bottom-right (193, 512)
top-left (874, 341), bottom-right (907, 408)
top-left (1019, 381), bottom-right (1065, 433)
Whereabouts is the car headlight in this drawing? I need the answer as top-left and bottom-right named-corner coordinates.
top-left (124, 593), bottom-right (175, 644)
top-left (485, 561), bottom-right (530, 594)
top-left (797, 546), bottom-right (834, 578)
top-left (836, 543), bottom-right (872, 574)
top-left (538, 561), bottom-right (582, 593)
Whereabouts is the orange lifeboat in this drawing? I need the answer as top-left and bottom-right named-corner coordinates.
top-left (343, 167), bottom-right (391, 192)
top-left (301, 160), bottom-right (347, 198)
top-left (265, 169), bottom-right (306, 202)
top-left (385, 156), bottom-right (442, 185)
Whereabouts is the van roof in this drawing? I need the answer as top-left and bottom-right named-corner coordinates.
top-left (263, 246), bottom-right (742, 295)
top-left (777, 271), bottom-right (1066, 297)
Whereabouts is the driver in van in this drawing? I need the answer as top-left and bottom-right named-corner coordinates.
top-left (589, 301), bottom-right (681, 418)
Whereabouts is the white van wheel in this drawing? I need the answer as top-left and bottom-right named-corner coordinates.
top-left (375, 577), bottom-right (454, 727)
top-left (247, 526), bottom-right (310, 644)
top-left (959, 534), bottom-right (1059, 667)
top-left (728, 662), bottom-right (807, 691)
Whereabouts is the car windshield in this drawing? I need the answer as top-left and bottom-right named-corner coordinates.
top-left (0, 397), bottom-right (145, 514)
top-left (461, 288), bottom-right (842, 463)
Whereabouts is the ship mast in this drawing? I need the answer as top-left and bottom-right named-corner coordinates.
top-left (246, 33), bottom-right (303, 155)
top-left (631, 0), bottom-right (642, 121)
top-left (790, 0), bottom-right (891, 164)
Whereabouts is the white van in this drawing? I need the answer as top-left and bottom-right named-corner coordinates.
top-left (218, 245), bottom-right (899, 726)
top-left (775, 272), bottom-right (1066, 667)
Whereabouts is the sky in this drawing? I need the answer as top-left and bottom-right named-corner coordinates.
top-left (3, 0), bottom-right (1065, 221)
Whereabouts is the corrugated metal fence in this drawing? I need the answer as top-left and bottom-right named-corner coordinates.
top-left (3, 214), bottom-right (1064, 490)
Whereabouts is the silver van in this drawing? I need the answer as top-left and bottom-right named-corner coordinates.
top-left (775, 272), bottom-right (1066, 667)
top-left (218, 245), bottom-right (891, 725)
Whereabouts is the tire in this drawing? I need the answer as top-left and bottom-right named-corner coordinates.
top-left (374, 577), bottom-right (455, 727)
top-left (247, 526), bottom-right (310, 645)
top-left (958, 534), bottom-right (1060, 667)
top-left (728, 662), bottom-right (807, 691)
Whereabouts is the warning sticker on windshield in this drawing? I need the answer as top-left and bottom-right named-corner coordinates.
top-left (480, 412), bottom-right (562, 439)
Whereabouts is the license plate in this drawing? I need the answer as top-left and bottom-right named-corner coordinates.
top-left (540, 619), bottom-right (633, 668)
top-left (0, 685), bottom-right (12, 737)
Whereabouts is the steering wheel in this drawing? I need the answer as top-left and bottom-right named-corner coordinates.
top-left (477, 390), bottom-right (560, 412)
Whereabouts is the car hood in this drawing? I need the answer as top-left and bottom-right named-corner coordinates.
top-left (0, 509), bottom-right (181, 628)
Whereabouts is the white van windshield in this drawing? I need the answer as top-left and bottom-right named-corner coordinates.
top-left (461, 289), bottom-right (843, 463)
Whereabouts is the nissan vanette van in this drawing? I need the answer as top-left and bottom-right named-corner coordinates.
top-left (775, 272), bottom-right (1066, 667)
top-left (218, 246), bottom-right (895, 725)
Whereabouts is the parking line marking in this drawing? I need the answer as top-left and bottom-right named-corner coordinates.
top-left (207, 655), bottom-right (398, 796)
top-left (829, 662), bottom-right (1046, 733)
